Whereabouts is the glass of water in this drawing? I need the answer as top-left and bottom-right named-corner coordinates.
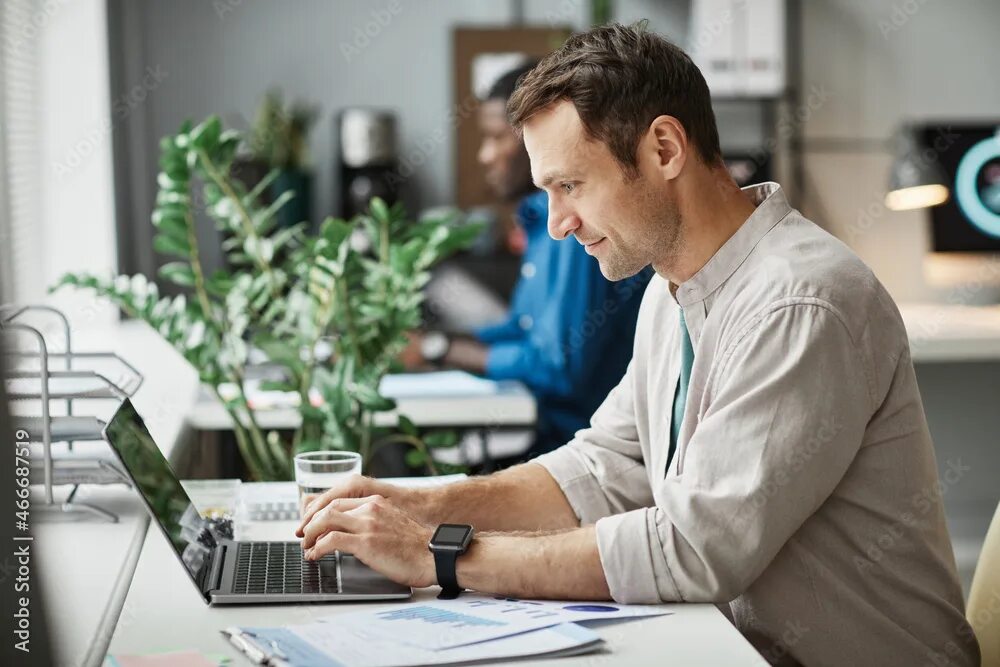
top-left (293, 451), bottom-right (362, 517)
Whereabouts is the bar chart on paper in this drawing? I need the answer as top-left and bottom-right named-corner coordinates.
top-left (335, 594), bottom-right (674, 651)
top-left (375, 607), bottom-right (506, 628)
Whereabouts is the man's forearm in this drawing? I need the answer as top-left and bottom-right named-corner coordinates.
top-left (411, 463), bottom-right (579, 532)
top-left (442, 337), bottom-right (489, 374)
top-left (456, 525), bottom-right (611, 600)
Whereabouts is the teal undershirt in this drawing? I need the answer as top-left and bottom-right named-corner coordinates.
top-left (668, 309), bottom-right (695, 474)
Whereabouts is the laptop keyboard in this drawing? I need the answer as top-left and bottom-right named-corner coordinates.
top-left (232, 542), bottom-right (341, 595)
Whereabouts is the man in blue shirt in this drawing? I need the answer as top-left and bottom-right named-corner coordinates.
top-left (405, 64), bottom-right (649, 456)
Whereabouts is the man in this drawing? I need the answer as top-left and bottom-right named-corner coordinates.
top-left (405, 63), bottom-right (649, 456)
top-left (298, 24), bottom-right (978, 666)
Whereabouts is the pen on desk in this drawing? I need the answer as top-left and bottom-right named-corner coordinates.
top-left (225, 628), bottom-right (291, 666)
top-left (228, 628), bottom-right (293, 667)
top-left (222, 628), bottom-right (266, 663)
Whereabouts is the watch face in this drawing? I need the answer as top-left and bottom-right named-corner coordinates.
top-left (421, 332), bottom-right (449, 361)
top-left (432, 524), bottom-right (472, 547)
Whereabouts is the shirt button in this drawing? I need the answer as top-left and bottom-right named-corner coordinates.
top-left (521, 262), bottom-right (536, 279)
top-left (519, 315), bottom-right (534, 330)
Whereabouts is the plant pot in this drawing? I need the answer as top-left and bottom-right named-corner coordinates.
top-left (230, 159), bottom-right (312, 230)
top-left (273, 168), bottom-right (312, 230)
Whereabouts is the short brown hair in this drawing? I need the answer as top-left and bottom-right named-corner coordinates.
top-left (507, 22), bottom-right (722, 175)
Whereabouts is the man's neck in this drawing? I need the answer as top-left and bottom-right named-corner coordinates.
top-left (658, 165), bottom-right (757, 285)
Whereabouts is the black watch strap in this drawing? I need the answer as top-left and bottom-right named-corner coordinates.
top-left (433, 549), bottom-right (462, 599)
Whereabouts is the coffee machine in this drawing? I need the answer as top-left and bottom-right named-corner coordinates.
top-left (337, 108), bottom-right (400, 219)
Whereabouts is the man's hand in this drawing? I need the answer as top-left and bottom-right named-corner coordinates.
top-left (299, 495), bottom-right (437, 588)
top-left (295, 474), bottom-right (431, 538)
top-left (399, 331), bottom-right (427, 371)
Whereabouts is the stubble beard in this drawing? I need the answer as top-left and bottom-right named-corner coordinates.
top-left (600, 184), bottom-right (683, 281)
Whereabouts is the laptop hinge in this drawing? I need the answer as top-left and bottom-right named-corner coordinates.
top-left (206, 544), bottom-right (227, 593)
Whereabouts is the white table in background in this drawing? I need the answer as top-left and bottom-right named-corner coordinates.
top-left (186, 375), bottom-right (538, 468)
top-left (900, 302), bottom-right (1000, 362)
top-left (187, 380), bottom-right (537, 432)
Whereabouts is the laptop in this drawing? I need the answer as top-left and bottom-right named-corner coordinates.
top-left (103, 399), bottom-right (412, 604)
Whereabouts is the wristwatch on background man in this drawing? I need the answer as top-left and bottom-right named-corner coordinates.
top-left (420, 331), bottom-right (450, 366)
top-left (428, 523), bottom-right (474, 599)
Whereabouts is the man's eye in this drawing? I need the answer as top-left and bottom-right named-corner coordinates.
top-left (561, 182), bottom-right (576, 194)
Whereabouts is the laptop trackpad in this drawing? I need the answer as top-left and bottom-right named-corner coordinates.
top-left (339, 553), bottom-right (411, 596)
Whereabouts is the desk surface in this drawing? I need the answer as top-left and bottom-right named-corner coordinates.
top-left (900, 302), bottom-right (1000, 362)
top-left (186, 379), bottom-right (537, 431)
top-left (107, 518), bottom-right (766, 666)
top-left (33, 321), bottom-right (200, 667)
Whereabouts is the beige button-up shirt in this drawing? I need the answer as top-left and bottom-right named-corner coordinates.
top-left (535, 183), bottom-right (979, 666)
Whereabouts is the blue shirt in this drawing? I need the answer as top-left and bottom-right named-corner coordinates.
top-left (473, 190), bottom-right (650, 455)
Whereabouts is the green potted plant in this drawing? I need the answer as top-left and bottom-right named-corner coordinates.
top-left (54, 116), bottom-right (481, 481)
top-left (236, 89), bottom-right (317, 231)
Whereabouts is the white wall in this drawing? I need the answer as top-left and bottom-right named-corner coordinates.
top-left (799, 0), bottom-right (1000, 303)
top-left (40, 0), bottom-right (117, 326)
top-left (122, 0), bottom-right (701, 223)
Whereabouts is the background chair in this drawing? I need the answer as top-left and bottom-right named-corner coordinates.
top-left (968, 499), bottom-right (1000, 667)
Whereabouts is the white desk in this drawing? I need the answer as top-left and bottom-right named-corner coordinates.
top-left (900, 302), bottom-right (1000, 362)
top-left (186, 380), bottom-right (537, 431)
top-left (106, 516), bottom-right (766, 666)
top-left (31, 321), bottom-right (201, 667)
top-left (185, 376), bottom-right (537, 469)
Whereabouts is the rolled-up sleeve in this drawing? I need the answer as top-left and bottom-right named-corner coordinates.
top-left (533, 360), bottom-right (653, 524)
top-left (473, 315), bottom-right (523, 345)
top-left (596, 302), bottom-right (874, 604)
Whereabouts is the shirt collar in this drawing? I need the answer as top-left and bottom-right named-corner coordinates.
top-left (673, 182), bottom-right (792, 307)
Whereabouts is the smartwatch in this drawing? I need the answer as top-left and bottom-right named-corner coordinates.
top-left (420, 331), bottom-right (450, 366)
top-left (428, 523), bottom-right (474, 599)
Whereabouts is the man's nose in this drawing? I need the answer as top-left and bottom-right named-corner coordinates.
top-left (548, 204), bottom-right (581, 241)
top-left (477, 140), bottom-right (494, 166)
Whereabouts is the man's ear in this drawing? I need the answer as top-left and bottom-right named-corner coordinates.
top-left (645, 115), bottom-right (687, 181)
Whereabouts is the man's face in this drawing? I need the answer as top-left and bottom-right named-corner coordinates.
top-left (477, 99), bottom-right (533, 201)
top-left (523, 100), bottom-right (682, 280)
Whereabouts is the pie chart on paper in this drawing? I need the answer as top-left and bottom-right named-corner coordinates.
top-left (561, 604), bottom-right (620, 613)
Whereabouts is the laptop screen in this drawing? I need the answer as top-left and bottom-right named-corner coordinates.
top-left (103, 399), bottom-right (218, 601)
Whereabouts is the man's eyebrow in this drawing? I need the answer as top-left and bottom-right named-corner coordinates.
top-left (534, 170), bottom-right (574, 189)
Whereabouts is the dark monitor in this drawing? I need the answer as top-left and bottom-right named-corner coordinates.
top-left (925, 124), bottom-right (1000, 252)
top-left (103, 399), bottom-right (225, 601)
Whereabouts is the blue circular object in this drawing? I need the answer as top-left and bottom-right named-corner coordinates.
top-left (562, 604), bottom-right (619, 613)
top-left (955, 136), bottom-right (1000, 239)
